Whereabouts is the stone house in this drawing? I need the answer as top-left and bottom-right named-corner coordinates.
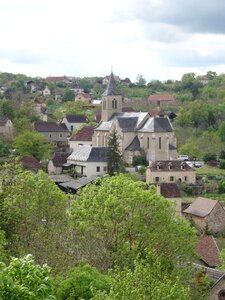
top-left (75, 92), bottom-right (91, 103)
top-left (146, 160), bottom-right (196, 184)
top-left (20, 155), bottom-right (40, 172)
top-left (0, 117), bottom-right (13, 140)
top-left (69, 125), bottom-right (94, 150)
top-left (48, 152), bottom-right (70, 175)
top-left (61, 114), bottom-right (88, 132)
top-left (34, 99), bottom-right (48, 121)
top-left (92, 72), bottom-right (177, 165)
top-left (33, 121), bottom-right (70, 150)
top-left (67, 146), bottom-right (108, 177)
top-left (183, 197), bottom-right (225, 234)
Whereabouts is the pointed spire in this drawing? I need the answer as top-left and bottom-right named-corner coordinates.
top-left (102, 71), bottom-right (121, 96)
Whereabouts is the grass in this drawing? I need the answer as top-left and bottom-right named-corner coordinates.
top-left (196, 166), bottom-right (225, 177)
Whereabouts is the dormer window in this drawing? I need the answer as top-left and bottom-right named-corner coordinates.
top-left (181, 162), bottom-right (185, 170)
top-left (157, 163), bottom-right (161, 170)
top-left (168, 162), bottom-right (172, 170)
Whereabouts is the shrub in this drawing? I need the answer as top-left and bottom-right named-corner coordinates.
top-left (219, 160), bottom-right (225, 169)
top-left (203, 153), bottom-right (217, 163)
top-left (132, 156), bottom-right (148, 167)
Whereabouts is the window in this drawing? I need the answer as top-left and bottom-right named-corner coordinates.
top-left (49, 134), bottom-right (52, 138)
top-left (103, 166), bottom-right (107, 171)
top-left (71, 125), bottom-right (74, 131)
top-left (96, 166), bottom-right (100, 172)
top-left (170, 176), bottom-right (174, 182)
top-left (147, 137), bottom-right (149, 149)
top-left (159, 137), bottom-right (161, 149)
top-left (59, 133), bottom-right (62, 138)
top-left (112, 99), bottom-right (117, 109)
top-left (155, 177), bottom-right (160, 182)
top-left (184, 176), bottom-right (187, 181)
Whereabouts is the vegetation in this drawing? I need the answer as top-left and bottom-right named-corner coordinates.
top-left (106, 129), bottom-right (123, 175)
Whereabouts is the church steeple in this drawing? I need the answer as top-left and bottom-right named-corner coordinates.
top-left (101, 71), bottom-right (122, 121)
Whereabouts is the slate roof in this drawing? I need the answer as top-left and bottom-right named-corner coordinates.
top-left (169, 144), bottom-right (177, 150)
top-left (148, 94), bottom-right (175, 102)
top-left (68, 146), bottom-right (108, 162)
top-left (159, 183), bottom-right (181, 198)
top-left (65, 114), bottom-right (88, 123)
top-left (183, 197), bottom-right (219, 217)
top-left (59, 176), bottom-right (97, 191)
top-left (69, 126), bottom-right (94, 142)
top-left (196, 235), bottom-right (220, 267)
top-left (117, 117), bottom-right (138, 132)
top-left (51, 152), bottom-right (70, 167)
top-left (20, 156), bottom-right (40, 171)
top-left (33, 121), bottom-right (69, 132)
top-left (122, 107), bottom-right (134, 112)
top-left (139, 116), bottom-right (173, 132)
top-left (148, 160), bottom-right (194, 172)
top-left (102, 72), bottom-right (121, 96)
top-left (50, 174), bottom-right (74, 183)
top-left (125, 136), bottom-right (141, 151)
top-left (0, 117), bottom-right (9, 126)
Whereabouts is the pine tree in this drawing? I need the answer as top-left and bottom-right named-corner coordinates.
top-left (107, 128), bottom-right (122, 175)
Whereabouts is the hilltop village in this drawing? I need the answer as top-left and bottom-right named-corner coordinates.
top-left (1, 70), bottom-right (225, 298)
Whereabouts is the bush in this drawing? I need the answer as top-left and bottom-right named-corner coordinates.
top-left (219, 160), bottom-right (225, 169)
top-left (218, 179), bottom-right (225, 193)
top-left (203, 153), bottom-right (217, 163)
top-left (132, 156), bottom-right (148, 167)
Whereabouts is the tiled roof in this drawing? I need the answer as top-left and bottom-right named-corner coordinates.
top-left (148, 160), bottom-right (194, 172)
top-left (139, 116), bottom-right (173, 132)
top-left (149, 107), bottom-right (166, 117)
top-left (50, 174), bottom-right (74, 183)
top-left (69, 126), bottom-right (94, 141)
top-left (51, 152), bottom-right (70, 167)
top-left (183, 197), bottom-right (219, 217)
top-left (65, 114), bottom-right (88, 123)
top-left (33, 121), bottom-right (69, 132)
top-left (148, 94), bottom-right (175, 102)
top-left (125, 136), bottom-right (141, 151)
top-left (20, 156), bottom-right (40, 171)
top-left (68, 146), bottom-right (108, 162)
top-left (102, 72), bottom-right (121, 96)
top-left (46, 76), bottom-right (66, 81)
top-left (75, 92), bottom-right (91, 99)
top-left (159, 183), bottom-right (181, 198)
top-left (0, 117), bottom-right (9, 126)
top-left (196, 235), bottom-right (220, 267)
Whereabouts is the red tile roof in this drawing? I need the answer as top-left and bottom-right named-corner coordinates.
top-left (149, 107), bottom-right (167, 117)
top-left (20, 156), bottom-right (40, 171)
top-left (51, 152), bottom-right (70, 167)
top-left (196, 235), bottom-right (220, 267)
top-left (46, 76), bottom-right (66, 81)
top-left (159, 183), bottom-right (181, 198)
top-left (69, 126), bottom-right (94, 141)
top-left (148, 94), bottom-right (175, 102)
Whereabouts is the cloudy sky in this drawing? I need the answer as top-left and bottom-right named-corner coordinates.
top-left (0, 0), bottom-right (225, 82)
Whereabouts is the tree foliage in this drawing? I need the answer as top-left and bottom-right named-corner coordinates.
top-left (71, 174), bottom-right (196, 271)
top-left (0, 254), bottom-right (55, 300)
top-left (14, 130), bottom-right (53, 160)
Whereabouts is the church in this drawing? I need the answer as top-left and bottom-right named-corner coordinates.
top-left (91, 72), bottom-right (177, 165)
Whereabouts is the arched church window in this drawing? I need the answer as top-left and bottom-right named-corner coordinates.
top-left (112, 99), bottom-right (117, 109)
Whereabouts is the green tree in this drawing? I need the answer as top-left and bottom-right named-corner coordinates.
top-left (62, 88), bottom-right (75, 102)
top-left (106, 129), bottom-right (123, 175)
top-left (92, 252), bottom-right (191, 300)
top-left (14, 130), bottom-right (52, 160)
top-left (71, 174), bottom-right (196, 271)
top-left (218, 121), bottom-right (225, 143)
top-left (1, 169), bottom-right (72, 273)
top-left (55, 263), bottom-right (109, 300)
top-left (136, 74), bottom-right (146, 86)
top-left (0, 99), bottom-right (15, 119)
top-left (0, 254), bottom-right (56, 299)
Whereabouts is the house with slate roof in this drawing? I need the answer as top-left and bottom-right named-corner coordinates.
top-left (33, 121), bottom-right (70, 150)
top-left (146, 160), bottom-right (196, 184)
top-left (67, 146), bottom-right (108, 177)
top-left (183, 197), bottom-right (225, 234)
top-left (61, 114), bottom-right (88, 132)
top-left (69, 125), bottom-right (94, 150)
top-left (92, 72), bottom-right (177, 164)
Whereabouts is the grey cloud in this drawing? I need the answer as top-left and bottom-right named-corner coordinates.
top-left (134, 0), bottom-right (225, 35)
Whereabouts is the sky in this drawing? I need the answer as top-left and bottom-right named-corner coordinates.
top-left (0, 0), bottom-right (225, 82)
